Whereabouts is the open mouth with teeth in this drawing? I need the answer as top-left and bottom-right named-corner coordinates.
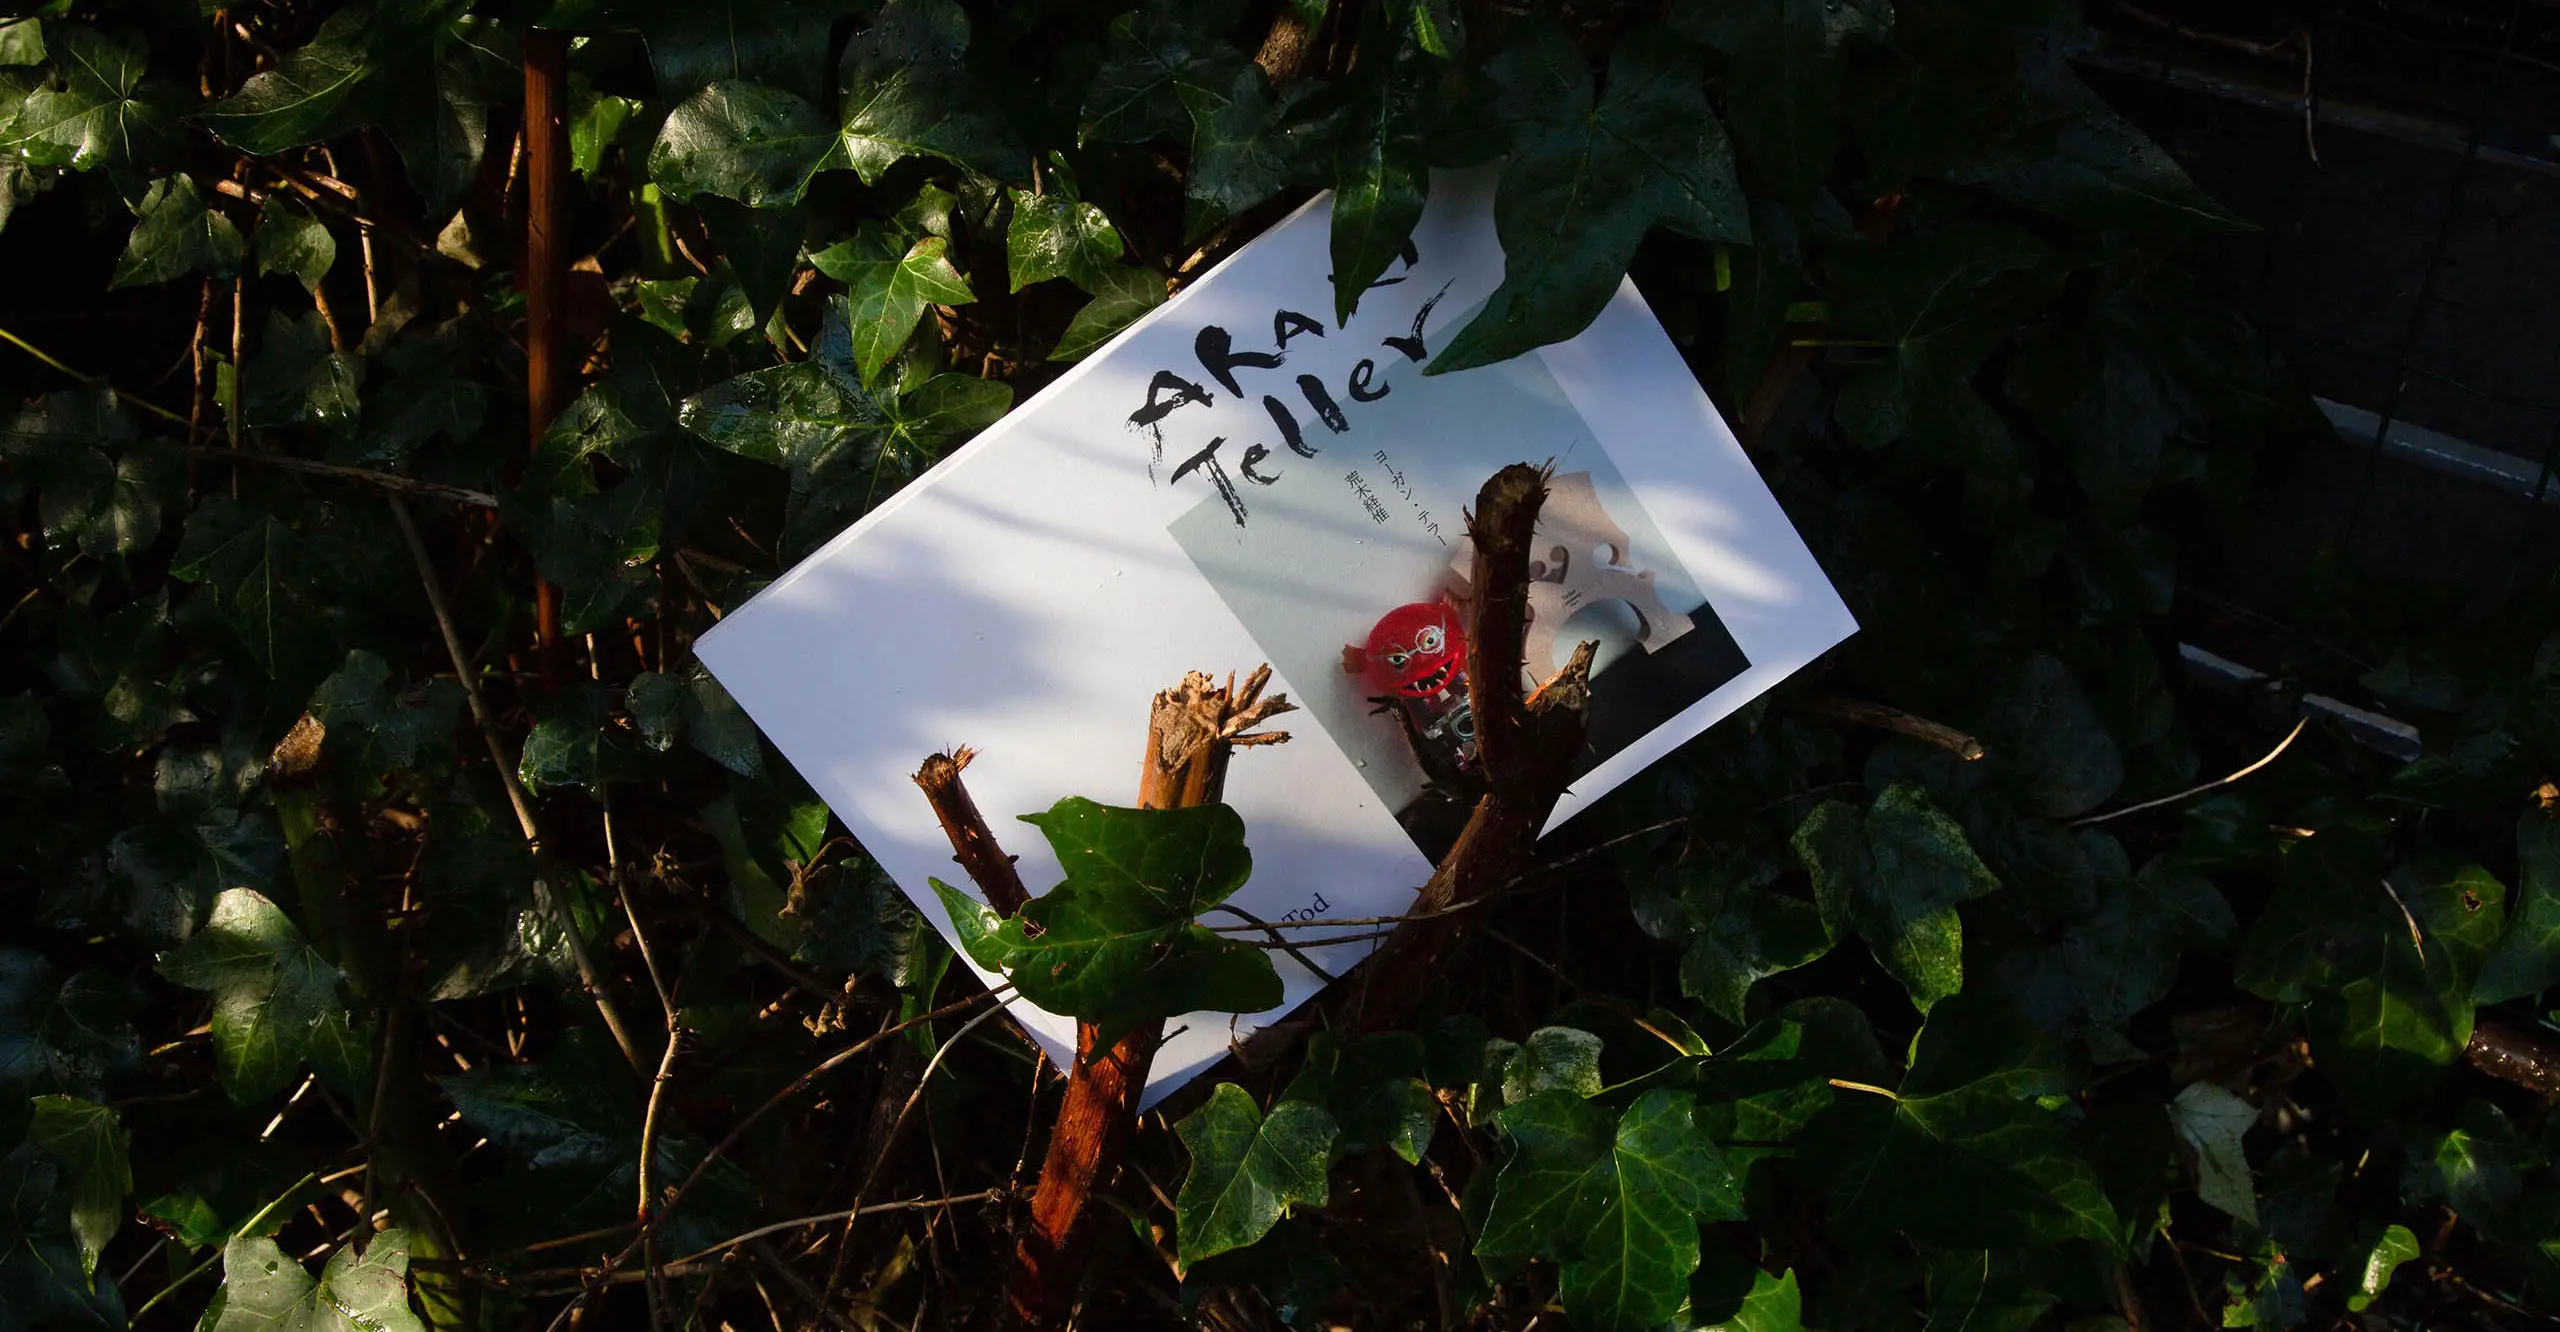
top-left (1402, 660), bottom-right (1458, 696)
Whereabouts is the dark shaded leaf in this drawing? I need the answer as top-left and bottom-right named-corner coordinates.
top-left (110, 175), bottom-right (242, 289)
top-left (1793, 783), bottom-right (1999, 1012)
top-left (835, 0), bottom-right (1022, 185)
top-left (155, 888), bottom-right (367, 1102)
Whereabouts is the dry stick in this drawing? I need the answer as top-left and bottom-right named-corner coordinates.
top-left (523, 26), bottom-right (570, 681)
top-left (185, 446), bottom-right (499, 506)
top-left (1343, 464), bottom-right (1596, 1035)
top-left (920, 672), bottom-right (1293, 1330)
top-left (1796, 695), bottom-right (1987, 762)
top-left (2071, 716), bottom-right (2310, 828)
top-left (387, 495), bottom-right (646, 1074)
top-left (0, 324), bottom-right (193, 427)
top-left (507, 1193), bottom-right (1009, 1290)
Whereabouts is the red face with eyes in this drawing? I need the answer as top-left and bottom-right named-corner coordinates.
top-left (1365, 601), bottom-right (1468, 698)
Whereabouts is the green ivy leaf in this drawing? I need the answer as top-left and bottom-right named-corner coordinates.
top-left (1793, 783), bottom-right (1998, 1013)
top-left (517, 684), bottom-right (608, 794)
top-left (1477, 1089), bottom-right (1743, 1332)
top-left (1992, 852), bottom-right (2233, 1050)
top-left (2400, 1099), bottom-right (2536, 1240)
top-left (111, 175), bottom-right (243, 289)
top-left (0, 1142), bottom-right (120, 1329)
top-left (155, 888), bottom-right (368, 1102)
top-left (307, 650), bottom-right (462, 776)
top-left (1676, 0), bottom-right (1891, 213)
top-left (1050, 263), bottom-right (1167, 362)
top-left (835, 0), bottom-right (1022, 186)
top-left (1501, 1025), bottom-right (1604, 1104)
top-left (347, 325), bottom-right (487, 467)
top-left (1282, 1031), bottom-right (1432, 1163)
top-left (1669, 855), bottom-right (1833, 1025)
top-left (1006, 189), bottom-right (1123, 293)
top-left (1079, 8), bottom-right (1245, 147)
top-left (1699, 1266), bottom-right (1803, 1332)
top-left (514, 484), bottom-right (662, 637)
top-left (1174, 64), bottom-right (1296, 241)
top-left (1919, 1249), bottom-right (2053, 1332)
top-left (209, 1227), bottom-right (424, 1332)
top-left (37, 435), bottom-right (182, 560)
top-left (634, 0), bottom-right (843, 103)
top-left (1801, 1078), bottom-right (2119, 1253)
top-left (2348, 1224), bottom-right (2419, 1312)
top-left (24, 1097), bottom-right (127, 1281)
top-left (253, 196), bottom-right (335, 294)
top-left (2305, 858), bottom-right (2504, 1119)
top-left (1329, 21), bottom-right (1432, 324)
top-left (1432, 26), bottom-right (1747, 374)
top-left (2476, 805), bottom-right (2560, 1002)
top-left (1947, 65), bottom-right (2248, 235)
top-left (2, 23), bottom-right (180, 172)
top-left (0, 20), bottom-right (42, 66)
top-left (1981, 654), bottom-right (2123, 819)
top-left (2167, 1081), bottom-right (2258, 1226)
top-left (647, 79), bottom-right (837, 208)
top-left (199, 5), bottom-right (382, 154)
top-left (1174, 1082), bottom-right (1339, 1264)
top-left (240, 310), bottom-right (362, 436)
top-left (934, 797), bottom-right (1280, 1026)
top-left (809, 226), bottom-right (976, 383)
top-left (0, 953), bottom-right (139, 1133)
top-left (379, 16), bottom-right (513, 216)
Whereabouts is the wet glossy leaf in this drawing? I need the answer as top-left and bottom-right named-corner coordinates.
top-left (835, 0), bottom-right (1022, 185)
top-left (1007, 189), bottom-right (1122, 293)
top-left (307, 650), bottom-right (462, 776)
top-left (379, 16), bottom-right (514, 216)
top-left (155, 888), bottom-right (367, 1102)
top-left (1501, 1025), bottom-right (1604, 1104)
top-left (809, 226), bottom-right (976, 383)
top-left (1050, 263), bottom-right (1167, 361)
top-left (1433, 25), bottom-right (1748, 373)
top-left (2476, 805), bottom-right (2560, 1002)
top-left (2167, 1082), bottom-right (2257, 1225)
top-left (933, 797), bottom-right (1280, 1026)
top-left (1174, 1082), bottom-right (1338, 1264)
top-left (647, 79), bottom-right (836, 208)
top-left (1671, 858), bottom-right (1834, 1024)
top-left (0, 1142), bottom-right (120, 1329)
top-left (517, 684), bottom-right (607, 794)
top-left (1282, 1030), bottom-right (1432, 1163)
top-left (1478, 1089), bottom-right (1743, 1332)
top-left (253, 197), bottom-right (334, 293)
top-left (1079, 8), bottom-right (1245, 147)
top-left (2349, 1224), bottom-right (2418, 1311)
top-left (210, 1226), bottom-right (423, 1332)
top-left (1699, 1266), bottom-right (1803, 1332)
top-left (199, 5), bottom-right (383, 154)
top-left (3, 23), bottom-right (179, 172)
top-left (111, 175), bottom-right (242, 289)
top-left (1801, 1078), bottom-right (2119, 1252)
top-left (1794, 783), bottom-right (1999, 1013)
top-left (24, 1097), bottom-right (127, 1280)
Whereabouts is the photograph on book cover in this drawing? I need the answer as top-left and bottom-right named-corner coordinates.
top-left (1167, 318), bottom-right (1749, 863)
top-left (693, 168), bottom-right (1857, 1102)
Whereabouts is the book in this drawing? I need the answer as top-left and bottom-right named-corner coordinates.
top-left (696, 168), bottom-right (1857, 1101)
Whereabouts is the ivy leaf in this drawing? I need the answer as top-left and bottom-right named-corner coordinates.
top-left (210, 1227), bottom-right (424, 1332)
top-left (1329, 21), bottom-right (1432, 324)
top-left (517, 684), bottom-right (607, 794)
top-left (378, 16), bottom-right (514, 217)
top-left (1827, 224), bottom-right (2047, 461)
top-left (1477, 1089), bottom-right (1743, 1332)
top-left (46, 590), bottom-right (190, 753)
top-left (1432, 25), bottom-right (1748, 374)
top-left (1699, 1266), bottom-right (1803, 1332)
top-left (694, 197), bottom-right (807, 328)
top-left (2349, 1224), bottom-right (2418, 1312)
top-left (1675, 0), bottom-right (1891, 213)
top-left (1992, 853), bottom-right (2233, 1048)
top-left (111, 176), bottom-right (243, 289)
top-left (1800, 1079), bottom-right (2119, 1252)
top-left (0, 1142), bottom-right (120, 1329)
top-left (0, 952), bottom-right (140, 1133)
top-left (347, 325), bottom-right (487, 467)
top-left (1179, 1217), bottom-right (1344, 1326)
top-left (199, 5), bottom-right (383, 154)
top-left (647, 79), bottom-right (837, 208)
top-left (809, 226), bottom-right (976, 384)
top-left (1282, 1030), bottom-right (1432, 1163)
top-left (155, 888), bottom-right (368, 1102)
top-left (635, 0), bottom-right (843, 103)
top-left (621, 668), bottom-right (761, 777)
top-left (934, 797), bottom-right (1281, 1027)
top-left (1174, 1082), bottom-right (1339, 1264)
top-left (1175, 64), bottom-right (1300, 241)
top-left (253, 197), bottom-right (335, 293)
top-left (834, 0), bottom-right (1022, 186)
top-left (2, 23), bottom-right (179, 173)
top-left (2400, 1099), bottom-right (2534, 1239)
top-left (25, 1097), bottom-right (128, 1280)
top-left (1793, 783), bottom-right (1999, 1013)
top-left (1919, 1250), bottom-right (2053, 1332)
top-left (1079, 8), bottom-right (1245, 147)
top-left (240, 310), bottom-right (362, 436)
top-left (1947, 65), bottom-right (2248, 234)
top-left (1050, 263), bottom-right (1167, 362)
top-left (2167, 1082), bottom-right (2258, 1226)
top-left (2305, 858), bottom-right (2504, 1119)
top-left (2234, 825), bottom-right (2383, 1002)
top-left (38, 435), bottom-right (182, 560)
top-left (307, 650), bottom-right (462, 776)
top-left (1006, 189), bottom-right (1123, 293)
top-left (1501, 1025), bottom-right (1605, 1104)
top-left (2476, 805), bottom-right (2560, 1002)
top-left (513, 483), bottom-right (662, 637)
top-left (1980, 654), bottom-right (2123, 819)
top-left (1670, 856), bottom-right (1833, 1025)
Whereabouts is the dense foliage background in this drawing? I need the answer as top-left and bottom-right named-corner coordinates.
top-left (2, 0), bottom-right (2556, 1328)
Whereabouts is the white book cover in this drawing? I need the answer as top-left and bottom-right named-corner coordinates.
top-left (694, 167), bottom-right (1857, 1101)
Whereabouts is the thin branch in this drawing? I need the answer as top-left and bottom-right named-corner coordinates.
top-left (0, 324), bottom-right (192, 426)
top-left (2073, 716), bottom-right (2308, 827)
top-left (186, 446), bottom-right (500, 507)
top-left (505, 1192), bottom-right (1008, 1290)
top-left (388, 495), bottom-right (646, 1074)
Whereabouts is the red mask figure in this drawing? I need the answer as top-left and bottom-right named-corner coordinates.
top-left (1363, 601), bottom-right (1468, 698)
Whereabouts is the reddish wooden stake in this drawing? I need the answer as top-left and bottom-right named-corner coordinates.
top-left (523, 28), bottom-right (569, 682)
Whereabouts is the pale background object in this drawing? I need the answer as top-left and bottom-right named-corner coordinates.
top-left (695, 168), bottom-right (1857, 1103)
